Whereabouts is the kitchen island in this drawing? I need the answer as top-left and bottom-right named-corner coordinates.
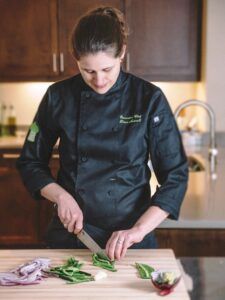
top-left (0, 249), bottom-right (189, 300)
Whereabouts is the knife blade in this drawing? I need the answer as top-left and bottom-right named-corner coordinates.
top-left (77, 229), bottom-right (110, 260)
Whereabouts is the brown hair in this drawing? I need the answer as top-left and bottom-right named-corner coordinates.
top-left (71, 6), bottom-right (128, 60)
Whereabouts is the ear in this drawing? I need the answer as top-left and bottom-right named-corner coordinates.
top-left (120, 45), bottom-right (127, 60)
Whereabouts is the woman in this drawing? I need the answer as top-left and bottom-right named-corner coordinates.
top-left (17, 7), bottom-right (188, 260)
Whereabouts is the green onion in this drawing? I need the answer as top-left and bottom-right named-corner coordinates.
top-left (135, 262), bottom-right (155, 279)
top-left (92, 253), bottom-right (117, 272)
top-left (48, 257), bottom-right (94, 284)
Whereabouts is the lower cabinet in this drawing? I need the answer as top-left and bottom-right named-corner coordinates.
top-left (0, 150), bottom-right (57, 248)
top-left (155, 228), bottom-right (225, 256)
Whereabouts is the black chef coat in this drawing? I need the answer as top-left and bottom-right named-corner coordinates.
top-left (17, 70), bottom-right (188, 232)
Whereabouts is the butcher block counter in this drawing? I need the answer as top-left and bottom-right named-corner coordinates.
top-left (0, 249), bottom-right (189, 300)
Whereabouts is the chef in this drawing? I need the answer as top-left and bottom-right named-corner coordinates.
top-left (17, 6), bottom-right (188, 260)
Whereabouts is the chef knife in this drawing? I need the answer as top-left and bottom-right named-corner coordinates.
top-left (77, 229), bottom-right (110, 261)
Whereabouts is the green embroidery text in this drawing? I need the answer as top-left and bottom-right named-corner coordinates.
top-left (119, 114), bottom-right (142, 124)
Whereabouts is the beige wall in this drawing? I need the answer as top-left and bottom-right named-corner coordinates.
top-left (205, 0), bottom-right (225, 131)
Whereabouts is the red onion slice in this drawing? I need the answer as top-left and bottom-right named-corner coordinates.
top-left (0, 257), bottom-right (51, 286)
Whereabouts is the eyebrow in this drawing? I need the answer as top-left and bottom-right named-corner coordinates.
top-left (82, 65), bottom-right (115, 72)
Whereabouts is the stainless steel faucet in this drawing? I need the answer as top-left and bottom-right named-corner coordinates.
top-left (174, 99), bottom-right (218, 179)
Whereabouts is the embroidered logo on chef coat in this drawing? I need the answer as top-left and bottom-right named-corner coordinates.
top-left (27, 122), bottom-right (39, 142)
top-left (120, 114), bottom-right (142, 124)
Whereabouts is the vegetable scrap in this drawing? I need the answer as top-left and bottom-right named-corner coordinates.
top-left (135, 262), bottom-right (155, 279)
top-left (151, 270), bottom-right (181, 295)
top-left (48, 257), bottom-right (94, 284)
top-left (92, 253), bottom-right (117, 272)
top-left (151, 270), bottom-right (180, 287)
top-left (0, 258), bottom-right (50, 286)
top-left (94, 271), bottom-right (108, 281)
top-left (155, 271), bottom-right (176, 285)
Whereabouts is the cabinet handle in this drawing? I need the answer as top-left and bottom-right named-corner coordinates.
top-left (52, 53), bottom-right (57, 73)
top-left (126, 52), bottom-right (130, 72)
top-left (60, 53), bottom-right (64, 73)
top-left (2, 153), bottom-right (20, 159)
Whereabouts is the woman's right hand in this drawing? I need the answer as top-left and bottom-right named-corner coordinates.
top-left (56, 194), bottom-right (83, 234)
top-left (41, 182), bottom-right (83, 234)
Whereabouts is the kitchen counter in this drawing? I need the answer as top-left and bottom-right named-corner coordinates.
top-left (178, 257), bottom-right (225, 300)
top-left (0, 136), bottom-right (26, 149)
top-left (157, 146), bottom-right (225, 229)
top-left (0, 249), bottom-right (189, 299)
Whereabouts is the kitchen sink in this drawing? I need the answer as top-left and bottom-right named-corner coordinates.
top-left (188, 155), bottom-right (205, 172)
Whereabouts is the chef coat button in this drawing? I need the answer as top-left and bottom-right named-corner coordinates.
top-left (112, 125), bottom-right (119, 132)
top-left (81, 124), bottom-right (88, 131)
top-left (81, 156), bottom-right (88, 162)
top-left (85, 92), bottom-right (91, 98)
top-left (78, 189), bottom-right (85, 195)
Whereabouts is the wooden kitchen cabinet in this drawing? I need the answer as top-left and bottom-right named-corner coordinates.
top-left (0, 0), bottom-right (123, 81)
top-left (0, 149), bottom-right (58, 248)
top-left (0, 0), bottom-right (58, 81)
top-left (0, 0), bottom-right (201, 82)
top-left (125, 0), bottom-right (202, 81)
top-left (0, 151), bottom-right (39, 247)
top-left (57, 0), bottom-right (124, 77)
top-left (156, 228), bottom-right (225, 256)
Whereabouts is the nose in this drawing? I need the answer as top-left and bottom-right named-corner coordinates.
top-left (93, 73), bottom-right (106, 87)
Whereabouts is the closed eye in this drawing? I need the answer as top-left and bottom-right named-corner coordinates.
top-left (103, 67), bottom-right (113, 72)
top-left (85, 69), bottom-right (95, 74)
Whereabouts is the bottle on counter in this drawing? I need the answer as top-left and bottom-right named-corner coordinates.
top-left (7, 105), bottom-right (17, 136)
top-left (1, 104), bottom-right (9, 136)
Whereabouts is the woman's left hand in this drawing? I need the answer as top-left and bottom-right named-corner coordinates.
top-left (105, 226), bottom-right (146, 260)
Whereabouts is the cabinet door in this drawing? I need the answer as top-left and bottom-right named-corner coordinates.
top-left (0, 154), bottom-right (39, 247)
top-left (125, 0), bottom-right (202, 81)
top-left (0, 0), bottom-right (58, 81)
top-left (57, 0), bottom-right (124, 78)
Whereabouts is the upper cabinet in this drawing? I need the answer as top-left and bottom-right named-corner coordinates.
top-left (125, 0), bottom-right (202, 81)
top-left (57, 0), bottom-right (124, 77)
top-left (0, 0), bottom-right (201, 82)
top-left (0, 0), bottom-right (123, 81)
top-left (0, 0), bottom-right (57, 81)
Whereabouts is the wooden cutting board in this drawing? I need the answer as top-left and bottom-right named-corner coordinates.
top-left (0, 249), bottom-right (190, 299)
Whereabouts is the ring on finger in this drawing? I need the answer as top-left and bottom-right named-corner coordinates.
top-left (117, 238), bottom-right (123, 244)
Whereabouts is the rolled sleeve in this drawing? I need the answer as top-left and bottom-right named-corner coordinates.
top-left (16, 88), bottom-right (59, 200)
top-left (149, 90), bottom-right (188, 219)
